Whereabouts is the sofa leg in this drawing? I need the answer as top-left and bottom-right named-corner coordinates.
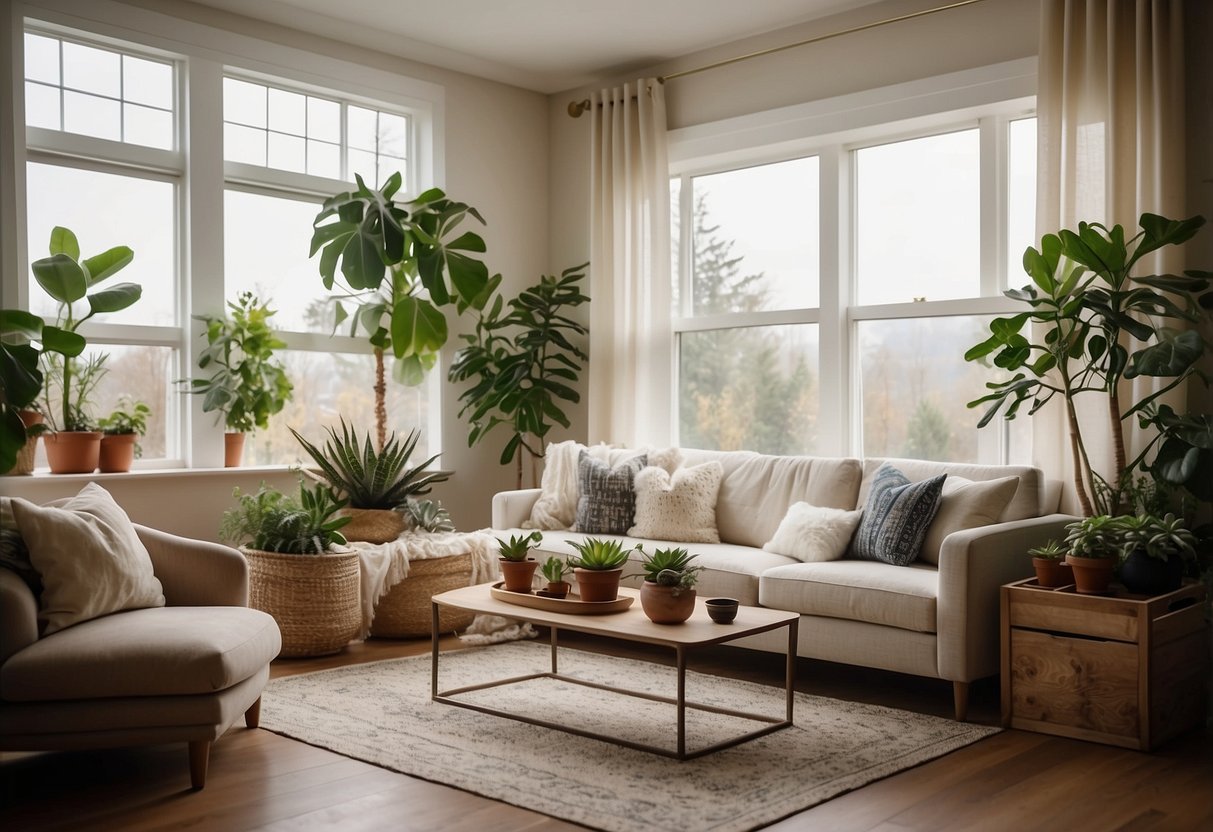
top-left (188, 740), bottom-right (211, 790)
top-left (953, 681), bottom-right (970, 722)
top-left (245, 696), bottom-right (262, 729)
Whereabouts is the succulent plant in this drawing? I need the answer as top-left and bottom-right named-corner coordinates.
top-left (1027, 540), bottom-right (1067, 561)
top-left (639, 547), bottom-right (701, 589)
top-left (403, 499), bottom-right (455, 533)
top-left (540, 556), bottom-right (569, 583)
top-left (496, 531), bottom-right (542, 562)
top-left (567, 537), bottom-right (637, 571)
top-left (1115, 513), bottom-right (1197, 562)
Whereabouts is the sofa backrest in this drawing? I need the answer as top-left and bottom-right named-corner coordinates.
top-left (859, 457), bottom-right (1049, 521)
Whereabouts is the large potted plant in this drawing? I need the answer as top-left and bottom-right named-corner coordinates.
top-left (291, 420), bottom-right (450, 544)
top-left (448, 264), bottom-right (589, 489)
top-left (97, 396), bottom-right (150, 473)
top-left (187, 292), bottom-right (292, 466)
top-left (636, 547), bottom-right (702, 624)
top-left (567, 538), bottom-right (638, 602)
top-left (0, 309), bottom-right (82, 474)
top-left (29, 226), bottom-right (141, 473)
top-left (220, 481), bottom-right (358, 657)
top-left (310, 175), bottom-right (497, 451)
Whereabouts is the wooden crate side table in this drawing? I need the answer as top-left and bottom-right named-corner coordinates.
top-left (1001, 577), bottom-right (1209, 751)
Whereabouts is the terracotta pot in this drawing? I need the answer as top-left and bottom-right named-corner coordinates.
top-left (1032, 557), bottom-right (1074, 589)
top-left (1120, 550), bottom-right (1184, 596)
top-left (7, 410), bottom-right (44, 475)
top-left (339, 508), bottom-right (407, 544)
top-left (538, 580), bottom-right (571, 599)
top-left (573, 567), bottom-right (623, 602)
top-left (499, 558), bottom-right (539, 593)
top-left (98, 433), bottom-right (138, 473)
top-left (43, 431), bottom-right (102, 474)
top-left (1066, 554), bottom-right (1116, 595)
top-left (224, 432), bottom-right (245, 467)
top-left (640, 582), bottom-right (697, 624)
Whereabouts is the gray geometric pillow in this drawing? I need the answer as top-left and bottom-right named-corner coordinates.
top-left (0, 496), bottom-right (42, 596)
top-left (849, 464), bottom-right (946, 566)
top-left (574, 451), bottom-right (646, 534)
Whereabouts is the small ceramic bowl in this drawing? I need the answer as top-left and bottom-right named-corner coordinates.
top-left (705, 597), bottom-right (739, 624)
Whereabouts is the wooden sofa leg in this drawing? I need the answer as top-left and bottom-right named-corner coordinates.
top-left (245, 696), bottom-right (262, 729)
top-left (188, 740), bottom-right (211, 790)
top-left (953, 681), bottom-right (970, 722)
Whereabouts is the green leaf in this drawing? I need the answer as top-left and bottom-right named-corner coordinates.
top-left (31, 254), bottom-right (88, 304)
top-left (447, 251), bottom-right (489, 307)
top-left (87, 282), bottom-right (143, 314)
top-left (40, 326), bottom-right (85, 357)
top-left (390, 296), bottom-right (447, 359)
top-left (0, 309), bottom-right (44, 340)
top-left (82, 246), bottom-right (134, 284)
top-left (1125, 330), bottom-right (1203, 378)
top-left (49, 226), bottom-right (79, 260)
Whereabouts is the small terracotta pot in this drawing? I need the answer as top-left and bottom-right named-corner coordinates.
top-left (1032, 557), bottom-right (1074, 589)
top-left (573, 567), bottom-right (623, 602)
top-left (499, 558), bottom-right (539, 593)
top-left (99, 433), bottom-right (138, 473)
top-left (1066, 554), bottom-right (1117, 595)
top-left (224, 432), bottom-right (245, 467)
top-left (7, 410), bottom-right (44, 475)
top-left (640, 582), bottom-right (697, 624)
top-left (339, 508), bottom-right (407, 544)
top-left (44, 431), bottom-right (102, 474)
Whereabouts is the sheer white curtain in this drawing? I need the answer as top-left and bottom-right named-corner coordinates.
top-left (1034, 0), bottom-right (1186, 514)
top-left (587, 79), bottom-right (672, 446)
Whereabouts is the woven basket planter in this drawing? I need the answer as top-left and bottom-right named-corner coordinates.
top-left (243, 547), bottom-right (361, 657)
top-left (370, 551), bottom-right (477, 639)
top-left (340, 508), bottom-right (407, 544)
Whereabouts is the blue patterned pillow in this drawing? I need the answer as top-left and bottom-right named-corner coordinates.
top-left (850, 464), bottom-right (947, 566)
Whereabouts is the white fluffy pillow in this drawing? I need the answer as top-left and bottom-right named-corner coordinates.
top-left (919, 475), bottom-right (1019, 565)
top-left (11, 482), bottom-right (165, 635)
top-left (762, 502), bottom-right (863, 563)
top-left (628, 461), bottom-right (723, 543)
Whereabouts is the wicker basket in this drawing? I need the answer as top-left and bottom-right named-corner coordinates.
top-left (370, 551), bottom-right (477, 639)
top-left (243, 547), bottom-right (362, 658)
top-left (340, 508), bottom-right (407, 544)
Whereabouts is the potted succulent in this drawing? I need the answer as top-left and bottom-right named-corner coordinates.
top-left (567, 538), bottom-right (638, 603)
top-left (1027, 539), bottom-right (1073, 588)
top-left (1116, 513), bottom-right (1196, 596)
top-left (637, 547), bottom-right (702, 624)
top-left (1063, 515), bottom-right (1123, 595)
top-left (187, 292), bottom-right (292, 467)
top-left (291, 420), bottom-right (451, 544)
top-left (537, 556), bottom-right (571, 598)
top-left (496, 531), bottom-right (542, 593)
top-left (97, 395), bottom-right (150, 473)
top-left (220, 480), bottom-right (358, 657)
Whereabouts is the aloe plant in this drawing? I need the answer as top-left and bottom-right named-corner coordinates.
top-left (639, 547), bottom-right (701, 589)
top-left (404, 499), bottom-right (454, 533)
top-left (496, 531), bottom-right (542, 562)
top-left (291, 419), bottom-right (450, 510)
top-left (540, 556), bottom-right (569, 583)
top-left (567, 538), bottom-right (637, 570)
top-left (220, 481), bottom-right (350, 555)
top-left (1027, 540), bottom-right (1067, 561)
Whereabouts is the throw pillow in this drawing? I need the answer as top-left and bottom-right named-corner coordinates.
top-left (574, 451), bottom-right (647, 534)
top-left (10, 482), bottom-right (165, 635)
top-left (0, 497), bottom-right (42, 595)
top-left (919, 475), bottom-right (1019, 565)
top-left (762, 502), bottom-right (863, 563)
top-left (628, 461), bottom-right (724, 544)
top-left (849, 464), bottom-right (946, 566)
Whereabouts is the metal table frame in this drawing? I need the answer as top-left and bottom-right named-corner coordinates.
top-left (430, 601), bottom-right (798, 760)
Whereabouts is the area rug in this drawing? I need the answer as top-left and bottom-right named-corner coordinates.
top-left (261, 642), bottom-right (998, 832)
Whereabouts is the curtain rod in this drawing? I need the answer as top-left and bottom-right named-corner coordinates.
top-left (567, 0), bottom-right (988, 118)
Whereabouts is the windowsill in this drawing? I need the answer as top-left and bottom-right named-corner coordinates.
top-left (4, 466), bottom-right (455, 484)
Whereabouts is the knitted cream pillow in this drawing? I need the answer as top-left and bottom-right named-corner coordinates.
top-left (763, 502), bottom-right (863, 563)
top-left (628, 461), bottom-right (723, 544)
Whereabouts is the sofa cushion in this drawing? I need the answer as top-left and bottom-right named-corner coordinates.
top-left (574, 451), bottom-right (645, 534)
top-left (919, 475), bottom-right (1019, 565)
top-left (0, 606), bottom-right (281, 702)
top-left (628, 461), bottom-right (723, 544)
top-left (759, 561), bottom-right (939, 633)
top-left (850, 465), bottom-right (946, 566)
top-left (860, 458), bottom-right (1045, 521)
top-left (762, 503), bottom-right (862, 563)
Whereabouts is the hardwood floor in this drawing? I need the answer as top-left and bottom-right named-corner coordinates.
top-left (2, 633), bottom-right (1210, 831)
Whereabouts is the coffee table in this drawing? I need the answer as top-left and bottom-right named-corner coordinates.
top-left (431, 584), bottom-right (799, 760)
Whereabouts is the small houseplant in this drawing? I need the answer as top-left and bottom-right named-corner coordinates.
top-left (1116, 513), bottom-right (1196, 596)
top-left (637, 547), bottom-right (701, 624)
top-left (495, 531), bottom-right (542, 593)
top-left (1027, 539), bottom-right (1073, 589)
top-left (291, 420), bottom-right (450, 544)
top-left (0, 308), bottom-right (81, 474)
top-left (188, 292), bottom-right (292, 467)
top-left (567, 538), bottom-right (638, 603)
top-left (1063, 515), bottom-right (1124, 594)
top-left (220, 481), bottom-right (359, 657)
top-left (97, 395), bottom-right (150, 473)
top-left (537, 556), bottom-right (571, 599)
top-left (403, 499), bottom-right (455, 533)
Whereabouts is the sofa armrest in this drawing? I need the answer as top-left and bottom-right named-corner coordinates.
top-left (135, 525), bottom-right (249, 607)
top-left (936, 513), bottom-right (1077, 682)
top-left (0, 569), bottom-right (39, 665)
top-left (492, 489), bottom-right (543, 529)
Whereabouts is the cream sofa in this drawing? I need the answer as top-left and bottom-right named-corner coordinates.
top-left (492, 450), bottom-right (1073, 720)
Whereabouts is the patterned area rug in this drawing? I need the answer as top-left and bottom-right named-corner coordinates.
top-left (261, 642), bottom-right (998, 832)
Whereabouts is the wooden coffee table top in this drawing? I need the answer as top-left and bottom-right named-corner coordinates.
top-left (434, 584), bottom-right (797, 648)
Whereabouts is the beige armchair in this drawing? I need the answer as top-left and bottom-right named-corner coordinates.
top-left (0, 525), bottom-right (281, 789)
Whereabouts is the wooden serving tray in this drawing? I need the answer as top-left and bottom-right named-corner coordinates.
top-left (489, 582), bottom-right (634, 615)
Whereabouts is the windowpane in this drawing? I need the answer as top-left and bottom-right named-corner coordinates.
top-left (691, 157), bottom-right (818, 313)
top-left (679, 325), bottom-right (819, 455)
top-left (670, 176), bottom-right (682, 314)
top-left (1007, 117), bottom-right (1038, 284)
top-left (223, 77), bottom-right (266, 128)
top-left (307, 139), bottom-right (340, 178)
top-left (224, 122), bottom-right (267, 166)
top-left (377, 156), bottom-right (406, 190)
top-left (63, 90), bottom-right (121, 141)
top-left (124, 103), bottom-right (173, 150)
top-left (268, 132), bottom-right (306, 173)
top-left (24, 33), bottom-right (60, 85)
top-left (347, 105), bottom-right (377, 151)
top-left (26, 163), bottom-right (176, 327)
top-left (856, 129), bottom-right (980, 304)
top-left (62, 41), bottom-right (120, 97)
top-left (858, 316), bottom-right (997, 462)
top-left (348, 148), bottom-right (377, 184)
top-left (307, 96), bottom-right (340, 142)
top-left (223, 190), bottom-right (327, 333)
top-left (378, 112), bottom-right (407, 157)
top-left (268, 88), bottom-right (306, 135)
top-left (25, 82), bottom-right (60, 130)
top-left (123, 56), bottom-right (173, 109)
top-left (92, 345), bottom-right (175, 460)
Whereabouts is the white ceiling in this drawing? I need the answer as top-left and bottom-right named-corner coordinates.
top-left (186, 0), bottom-right (887, 93)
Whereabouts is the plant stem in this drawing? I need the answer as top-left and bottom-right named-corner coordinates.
top-left (1108, 381), bottom-right (1127, 513)
top-left (373, 347), bottom-right (386, 453)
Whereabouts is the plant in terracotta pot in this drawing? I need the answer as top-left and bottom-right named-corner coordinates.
top-left (292, 420), bottom-right (450, 544)
top-left (1027, 539), bottom-right (1073, 588)
top-left (1116, 513), bottom-right (1196, 596)
top-left (537, 556), bottom-right (571, 598)
top-left (567, 538), bottom-right (638, 603)
top-left (496, 531), bottom-right (542, 593)
top-left (0, 308), bottom-right (80, 475)
top-left (1063, 515), bottom-right (1124, 595)
top-left (97, 396), bottom-right (150, 473)
top-left (637, 547), bottom-right (702, 624)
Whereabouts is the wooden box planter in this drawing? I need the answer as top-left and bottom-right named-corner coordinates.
top-left (1001, 577), bottom-right (1209, 750)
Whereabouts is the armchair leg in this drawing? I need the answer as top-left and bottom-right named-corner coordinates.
top-left (188, 740), bottom-right (211, 790)
top-left (244, 696), bottom-right (262, 729)
top-left (953, 681), bottom-right (970, 722)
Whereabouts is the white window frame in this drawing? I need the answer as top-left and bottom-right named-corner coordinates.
top-left (667, 58), bottom-right (1037, 463)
